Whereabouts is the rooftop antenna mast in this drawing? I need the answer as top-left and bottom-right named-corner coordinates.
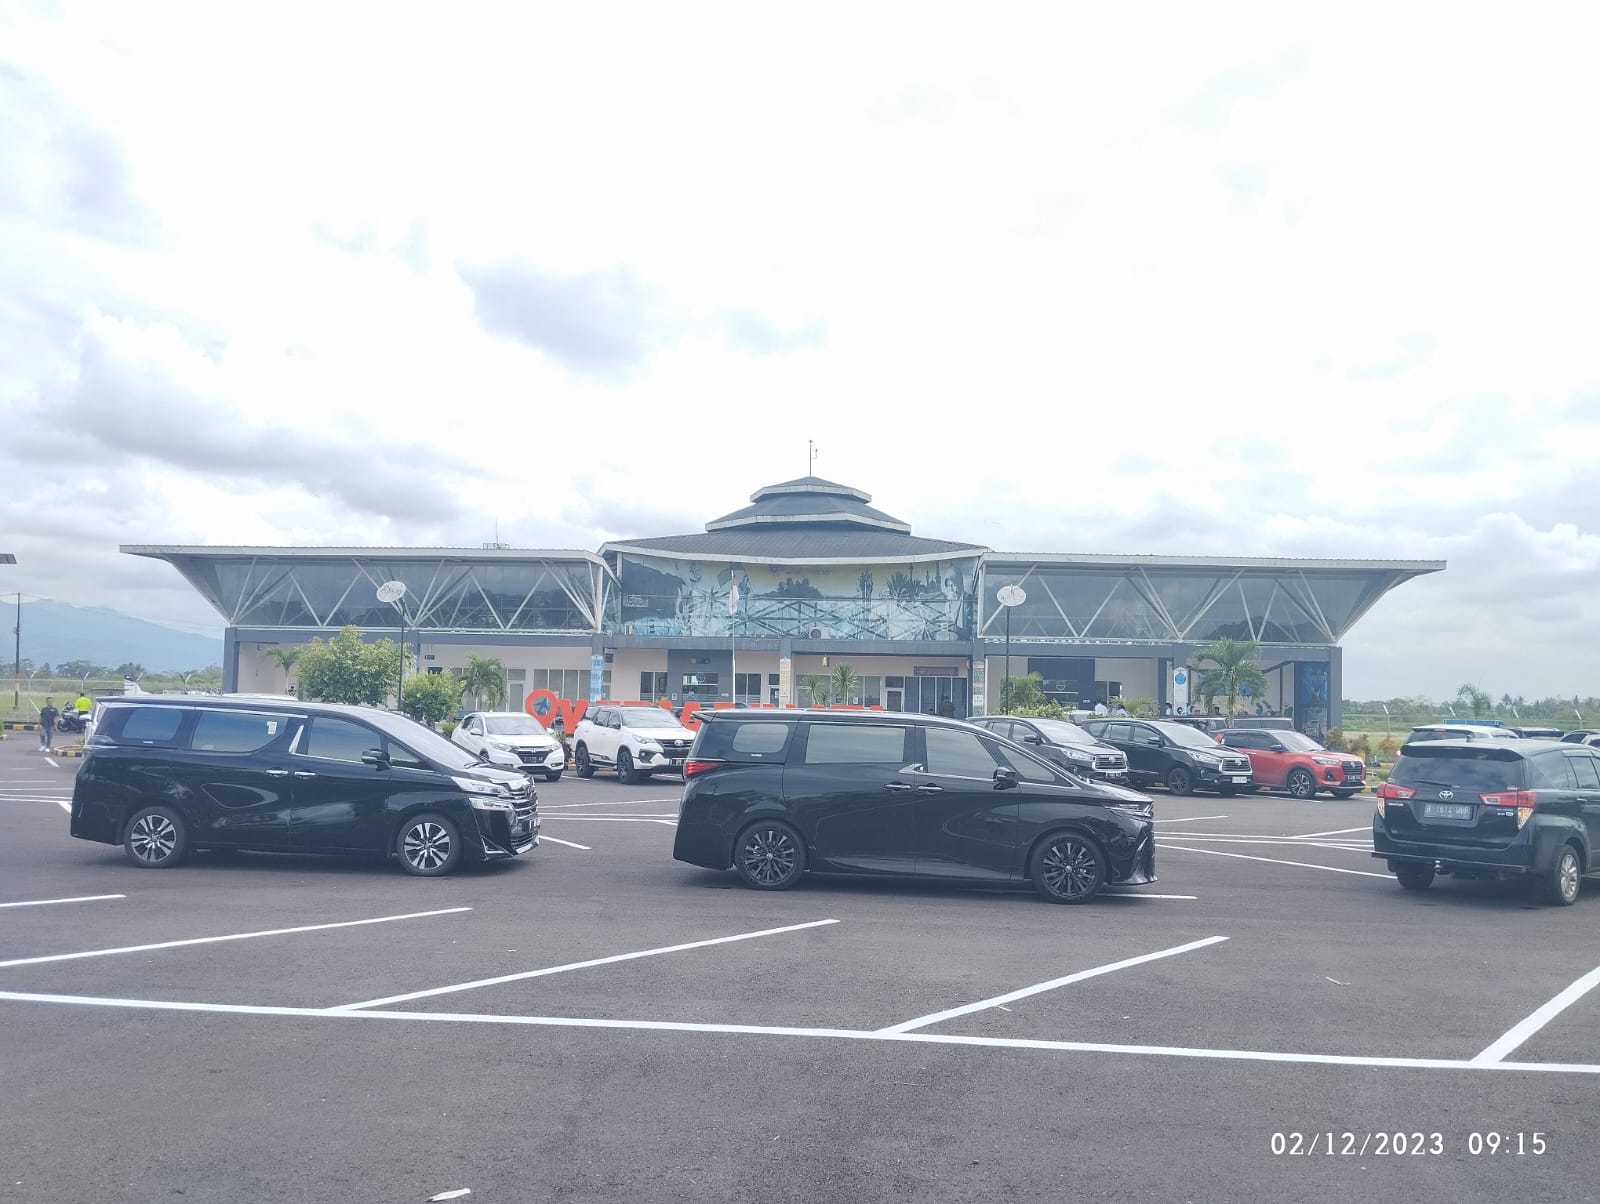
top-left (808, 439), bottom-right (818, 477)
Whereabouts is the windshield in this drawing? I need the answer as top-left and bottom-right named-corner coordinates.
top-left (485, 714), bottom-right (544, 736)
top-left (1390, 747), bottom-right (1525, 791)
top-left (1156, 721), bottom-right (1225, 750)
top-left (1276, 731), bottom-right (1324, 752)
top-left (621, 708), bottom-right (688, 730)
top-left (365, 709), bottom-right (497, 772)
top-left (1030, 719), bottom-right (1098, 747)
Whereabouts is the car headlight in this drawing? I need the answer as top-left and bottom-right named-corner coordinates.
top-left (486, 739), bottom-right (511, 751)
top-left (1312, 756), bottom-right (1340, 766)
top-left (453, 776), bottom-right (514, 809)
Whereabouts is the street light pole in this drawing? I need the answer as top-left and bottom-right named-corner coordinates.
top-left (995, 584), bottom-right (1026, 716)
top-left (377, 581), bottom-right (408, 710)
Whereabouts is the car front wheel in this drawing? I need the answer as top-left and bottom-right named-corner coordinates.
top-left (1285, 768), bottom-right (1317, 799)
top-left (544, 769), bottom-right (563, 783)
top-left (1538, 843), bottom-right (1582, 906)
top-left (734, 822), bottom-right (806, 890)
top-left (396, 813), bottom-right (462, 877)
top-left (575, 743), bottom-right (595, 778)
top-left (1164, 766), bottom-right (1194, 796)
top-left (1030, 831), bottom-right (1107, 903)
top-left (616, 748), bottom-right (638, 785)
top-left (124, 805), bottom-right (189, 869)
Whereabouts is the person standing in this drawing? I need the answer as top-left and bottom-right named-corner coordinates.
top-left (38, 698), bottom-right (59, 751)
top-left (74, 692), bottom-right (92, 716)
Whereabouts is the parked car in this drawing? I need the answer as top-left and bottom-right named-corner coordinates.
top-left (1405, 723), bottom-right (1520, 744)
top-left (1217, 728), bottom-right (1366, 798)
top-left (1372, 738), bottom-right (1600, 906)
top-left (1560, 729), bottom-right (1600, 745)
top-left (452, 710), bottom-right (566, 781)
top-left (967, 715), bottom-right (1129, 781)
top-left (1079, 718), bottom-right (1254, 795)
top-left (573, 704), bottom-right (696, 782)
top-left (70, 695), bottom-right (538, 876)
top-left (1509, 726), bottom-right (1564, 740)
top-left (672, 710), bottom-right (1156, 903)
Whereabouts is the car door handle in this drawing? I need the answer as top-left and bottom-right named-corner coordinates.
top-left (266, 769), bottom-right (289, 778)
top-left (293, 771), bottom-right (317, 779)
top-left (885, 782), bottom-right (913, 792)
top-left (916, 784), bottom-right (944, 794)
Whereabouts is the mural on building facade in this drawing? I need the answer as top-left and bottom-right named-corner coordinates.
top-left (618, 555), bottom-right (979, 640)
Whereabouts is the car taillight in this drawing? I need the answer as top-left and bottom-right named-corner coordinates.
top-left (1374, 781), bottom-right (1414, 815)
top-left (1480, 789), bottom-right (1537, 828)
top-left (683, 759), bottom-right (722, 777)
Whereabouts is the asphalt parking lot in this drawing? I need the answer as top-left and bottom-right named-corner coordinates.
top-left (4, 734), bottom-right (1599, 1204)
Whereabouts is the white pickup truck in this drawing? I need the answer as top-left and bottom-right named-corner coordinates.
top-left (572, 705), bottom-right (697, 783)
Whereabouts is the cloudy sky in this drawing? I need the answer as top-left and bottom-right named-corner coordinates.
top-left (1, 2), bottom-right (1595, 699)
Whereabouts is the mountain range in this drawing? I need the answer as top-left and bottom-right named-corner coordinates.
top-left (1, 598), bottom-right (223, 672)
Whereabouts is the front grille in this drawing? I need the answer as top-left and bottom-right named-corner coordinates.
top-left (1092, 753), bottom-right (1125, 769)
top-left (1220, 756), bottom-right (1251, 774)
top-left (655, 739), bottom-right (692, 755)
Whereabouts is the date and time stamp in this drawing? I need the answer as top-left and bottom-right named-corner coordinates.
top-left (1271, 1131), bottom-right (1549, 1157)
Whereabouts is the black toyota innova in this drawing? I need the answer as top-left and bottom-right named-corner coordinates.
top-left (71, 695), bottom-right (538, 876)
top-left (672, 710), bottom-right (1157, 903)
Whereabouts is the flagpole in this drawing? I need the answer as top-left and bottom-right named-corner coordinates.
top-left (729, 572), bottom-right (739, 706)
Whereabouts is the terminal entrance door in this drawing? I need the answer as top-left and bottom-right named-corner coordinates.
top-left (897, 675), bottom-right (969, 718)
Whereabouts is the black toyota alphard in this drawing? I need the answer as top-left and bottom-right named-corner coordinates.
top-left (672, 710), bottom-right (1156, 903)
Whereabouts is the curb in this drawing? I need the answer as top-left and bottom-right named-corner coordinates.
top-left (55, 747), bottom-right (86, 758)
top-left (2, 721), bottom-right (39, 731)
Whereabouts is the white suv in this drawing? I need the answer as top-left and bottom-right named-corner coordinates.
top-left (573, 705), bottom-right (696, 783)
top-left (453, 711), bottom-right (567, 781)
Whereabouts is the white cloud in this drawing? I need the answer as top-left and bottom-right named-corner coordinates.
top-left (0, 0), bottom-right (1595, 698)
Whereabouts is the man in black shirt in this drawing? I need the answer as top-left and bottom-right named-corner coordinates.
top-left (38, 698), bottom-right (59, 750)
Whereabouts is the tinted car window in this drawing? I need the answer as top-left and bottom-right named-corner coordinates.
top-left (1528, 753), bottom-right (1576, 790)
top-left (300, 716), bottom-right (382, 763)
top-left (1570, 754), bottom-right (1600, 790)
top-left (117, 706), bottom-right (187, 746)
top-left (695, 720), bottom-right (793, 761)
top-left (1221, 731), bottom-right (1261, 750)
top-left (802, 723), bottom-right (909, 764)
top-left (1029, 719), bottom-right (1097, 747)
top-left (925, 727), bottom-right (1002, 778)
top-left (1102, 722), bottom-right (1135, 743)
top-left (1389, 747), bottom-right (1526, 792)
top-left (191, 710), bottom-right (287, 754)
top-left (992, 742), bottom-right (1069, 784)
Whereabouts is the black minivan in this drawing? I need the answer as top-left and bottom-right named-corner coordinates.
top-left (1372, 738), bottom-right (1600, 905)
top-left (71, 695), bottom-right (538, 876)
top-left (672, 710), bottom-right (1157, 903)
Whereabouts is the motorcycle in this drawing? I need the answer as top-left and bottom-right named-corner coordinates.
top-left (58, 709), bottom-right (87, 735)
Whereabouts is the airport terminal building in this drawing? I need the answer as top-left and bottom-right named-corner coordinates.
top-left (125, 476), bottom-right (1444, 731)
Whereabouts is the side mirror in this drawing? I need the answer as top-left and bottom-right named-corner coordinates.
top-left (1020, 733), bottom-right (1042, 744)
top-left (993, 766), bottom-right (1019, 790)
top-left (1144, 734), bottom-right (1162, 745)
top-left (361, 748), bottom-right (391, 769)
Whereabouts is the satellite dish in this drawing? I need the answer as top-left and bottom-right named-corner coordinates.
top-left (376, 581), bottom-right (407, 604)
top-left (996, 584), bottom-right (1026, 607)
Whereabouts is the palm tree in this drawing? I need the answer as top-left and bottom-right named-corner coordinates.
top-left (800, 674), bottom-right (833, 706)
top-left (262, 646), bottom-right (301, 690)
top-left (463, 654), bottom-right (508, 710)
top-left (829, 663), bottom-right (859, 705)
top-left (1455, 682), bottom-right (1491, 720)
top-left (1193, 638), bottom-right (1269, 716)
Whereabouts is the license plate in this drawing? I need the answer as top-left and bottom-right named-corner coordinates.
top-left (1423, 802), bottom-right (1473, 820)
top-left (1231, 775), bottom-right (1250, 784)
top-left (669, 758), bottom-right (684, 767)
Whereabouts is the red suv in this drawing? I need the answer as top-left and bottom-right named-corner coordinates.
top-left (1217, 728), bottom-right (1366, 799)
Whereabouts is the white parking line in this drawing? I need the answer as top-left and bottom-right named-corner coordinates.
top-left (0, 907), bottom-right (472, 969)
top-left (1152, 815), bottom-right (1228, 825)
top-left (1102, 893), bottom-right (1199, 901)
top-left (540, 798), bottom-right (680, 810)
top-left (0, 894), bottom-right (125, 909)
top-left (1160, 844), bottom-right (1390, 878)
top-left (543, 815), bottom-right (678, 826)
top-left (5, 988), bottom-right (1594, 1074)
top-left (1472, 963), bottom-right (1600, 1064)
top-left (876, 936), bottom-right (1229, 1034)
top-left (538, 836), bottom-right (593, 850)
top-left (329, 918), bottom-right (841, 1011)
top-left (1293, 826), bottom-right (1371, 839)
top-left (1152, 835), bottom-right (1371, 853)
top-left (44, 756), bottom-right (59, 768)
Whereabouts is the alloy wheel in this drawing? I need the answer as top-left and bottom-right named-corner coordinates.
top-left (129, 813), bottom-right (178, 865)
top-left (403, 821), bottom-right (453, 872)
top-left (1039, 836), bottom-right (1101, 901)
